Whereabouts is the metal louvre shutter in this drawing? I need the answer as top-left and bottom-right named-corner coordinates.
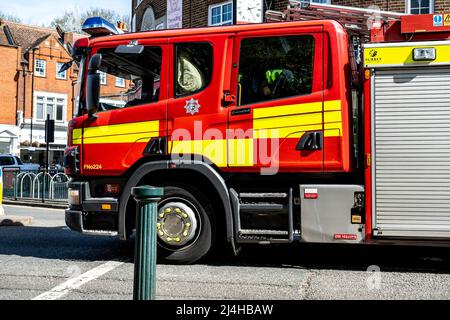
top-left (373, 67), bottom-right (450, 238)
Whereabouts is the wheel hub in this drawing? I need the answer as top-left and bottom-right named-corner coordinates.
top-left (157, 202), bottom-right (198, 246)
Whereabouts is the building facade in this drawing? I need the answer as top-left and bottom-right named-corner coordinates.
top-left (0, 21), bottom-right (129, 167)
top-left (132, 0), bottom-right (450, 32)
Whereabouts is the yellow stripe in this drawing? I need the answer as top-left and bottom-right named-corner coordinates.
top-left (84, 132), bottom-right (159, 144)
top-left (253, 100), bottom-right (341, 119)
top-left (73, 128), bottom-right (82, 141)
top-left (170, 140), bottom-right (228, 167)
top-left (253, 100), bottom-right (342, 138)
top-left (84, 121), bottom-right (159, 138)
top-left (72, 121), bottom-right (159, 145)
top-left (169, 139), bottom-right (254, 167)
top-left (324, 128), bottom-right (341, 137)
top-left (364, 44), bottom-right (450, 67)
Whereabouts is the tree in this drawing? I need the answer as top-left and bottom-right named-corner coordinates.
top-left (0, 11), bottom-right (22, 23)
top-left (51, 8), bottom-right (130, 33)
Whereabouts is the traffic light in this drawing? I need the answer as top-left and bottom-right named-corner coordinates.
top-left (45, 116), bottom-right (55, 143)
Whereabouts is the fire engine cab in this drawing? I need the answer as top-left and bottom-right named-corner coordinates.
top-left (64, 1), bottom-right (450, 263)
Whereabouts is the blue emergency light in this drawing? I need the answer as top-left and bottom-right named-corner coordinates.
top-left (82, 17), bottom-right (124, 36)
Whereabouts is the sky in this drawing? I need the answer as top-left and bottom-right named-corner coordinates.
top-left (0, 0), bottom-right (131, 26)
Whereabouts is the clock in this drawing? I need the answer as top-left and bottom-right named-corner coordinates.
top-left (236, 0), bottom-right (263, 24)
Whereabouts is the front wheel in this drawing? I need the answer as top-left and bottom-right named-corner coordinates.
top-left (156, 185), bottom-right (214, 264)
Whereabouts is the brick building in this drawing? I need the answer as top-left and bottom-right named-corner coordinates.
top-left (0, 21), bottom-right (129, 166)
top-left (0, 21), bottom-right (78, 166)
top-left (132, 0), bottom-right (450, 32)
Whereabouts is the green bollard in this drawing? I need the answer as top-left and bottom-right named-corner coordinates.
top-left (132, 185), bottom-right (164, 300)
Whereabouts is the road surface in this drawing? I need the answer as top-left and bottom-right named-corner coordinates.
top-left (0, 205), bottom-right (449, 300)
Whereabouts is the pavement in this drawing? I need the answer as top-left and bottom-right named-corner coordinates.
top-left (2, 199), bottom-right (68, 209)
top-left (1, 204), bottom-right (450, 300)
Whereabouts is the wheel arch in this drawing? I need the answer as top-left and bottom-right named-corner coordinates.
top-left (118, 160), bottom-right (235, 249)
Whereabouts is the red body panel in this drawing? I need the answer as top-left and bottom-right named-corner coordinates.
top-left (364, 73), bottom-right (372, 241)
top-left (70, 20), bottom-right (354, 178)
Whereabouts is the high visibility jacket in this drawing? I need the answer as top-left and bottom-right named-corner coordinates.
top-left (265, 69), bottom-right (284, 84)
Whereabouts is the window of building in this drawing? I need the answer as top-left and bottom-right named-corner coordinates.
top-left (99, 71), bottom-right (107, 85)
top-left (175, 43), bottom-right (213, 97)
top-left (237, 35), bottom-right (315, 106)
top-left (56, 62), bottom-right (67, 80)
top-left (209, 1), bottom-right (233, 26)
top-left (35, 59), bottom-right (46, 77)
top-left (97, 46), bottom-right (163, 111)
top-left (115, 77), bottom-right (126, 87)
top-left (0, 142), bottom-right (11, 154)
top-left (35, 93), bottom-right (66, 122)
top-left (408, 0), bottom-right (434, 14)
top-left (310, 0), bottom-right (331, 3)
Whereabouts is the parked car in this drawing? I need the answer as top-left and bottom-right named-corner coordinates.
top-left (0, 154), bottom-right (40, 171)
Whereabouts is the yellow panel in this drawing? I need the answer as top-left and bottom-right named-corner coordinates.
top-left (83, 121), bottom-right (159, 138)
top-left (170, 140), bottom-right (228, 167)
top-left (324, 111), bottom-right (342, 124)
top-left (364, 44), bottom-right (450, 67)
top-left (253, 100), bottom-right (341, 119)
top-left (73, 128), bottom-right (82, 140)
top-left (254, 110), bottom-right (341, 138)
top-left (324, 128), bottom-right (341, 137)
top-left (324, 100), bottom-right (342, 111)
top-left (72, 121), bottom-right (159, 145)
top-left (254, 101), bottom-right (322, 119)
top-left (83, 132), bottom-right (159, 144)
top-left (254, 112), bottom-right (323, 130)
top-left (170, 139), bottom-right (254, 167)
top-left (254, 125), bottom-right (322, 139)
top-left (228, 139), bottom-right (254, 167)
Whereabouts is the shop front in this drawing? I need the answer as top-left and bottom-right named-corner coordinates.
top-left (0, 126), bottom-right (20, 156)
top-left (20, 125), bottom-right (67, 168)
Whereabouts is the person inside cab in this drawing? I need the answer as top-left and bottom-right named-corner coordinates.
top-left (125, 76), bottom-right (159, 107)
top-left (261, 50), bottom-right (305, 100)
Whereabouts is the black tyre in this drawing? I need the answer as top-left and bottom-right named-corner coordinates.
top-left (156, 185), bottom-right (214, 264)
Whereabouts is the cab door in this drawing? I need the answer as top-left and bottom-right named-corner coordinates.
top-left (167, 34), bottom-right (232, 168)
top-left (81, 41), bottom-right (168, 176)
top-left (228, 26), bottom-right (324, 173)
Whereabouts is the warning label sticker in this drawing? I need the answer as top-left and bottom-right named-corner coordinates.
top-left (444, 13), bottom-right (450, 26)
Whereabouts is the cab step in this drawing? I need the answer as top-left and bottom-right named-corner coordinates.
top-left (230, 188), bottom-right (294, 244)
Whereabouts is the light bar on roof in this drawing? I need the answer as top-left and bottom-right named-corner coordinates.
top-left (82, 17), bottom-right (124, 36)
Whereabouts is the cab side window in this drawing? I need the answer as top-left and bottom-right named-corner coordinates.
top-left (96, 46), bottom-right (162, 111)
top-left (238, 35), bottom-right (315, 106)
top-left (175, 43), bottom-right (213, 97)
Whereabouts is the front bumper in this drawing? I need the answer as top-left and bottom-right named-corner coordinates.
top-left (66, 181), bottom-right (119, 236)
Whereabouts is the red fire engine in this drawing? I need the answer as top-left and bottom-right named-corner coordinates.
top-left (64, 1), bottom-right (450, 263)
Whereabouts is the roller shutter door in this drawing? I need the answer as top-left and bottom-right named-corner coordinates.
top-left (373, 67), bottom-right (450, 238)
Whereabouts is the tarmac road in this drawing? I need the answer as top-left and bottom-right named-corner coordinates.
top-left (0, 205), bottom-right (449, 300)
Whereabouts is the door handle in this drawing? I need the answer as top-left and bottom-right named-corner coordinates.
top-left (222, 91), bottom-right (235, 107)
top-left (296, 131), bottom-right (323, 151)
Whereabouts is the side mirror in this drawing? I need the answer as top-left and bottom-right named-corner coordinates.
top-left (58, 60), bottom-right (73, 74)
top-left (86, 54), bottom-right (102, 117)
